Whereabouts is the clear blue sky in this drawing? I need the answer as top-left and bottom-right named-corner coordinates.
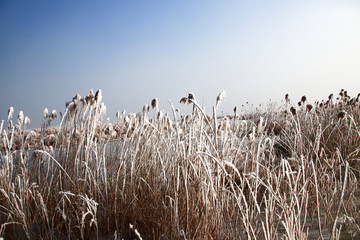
top-left (1, 0), bottom-right (360, 127)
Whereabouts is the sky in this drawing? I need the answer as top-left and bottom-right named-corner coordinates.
top-left (1, 0), bottom-right (360, 128)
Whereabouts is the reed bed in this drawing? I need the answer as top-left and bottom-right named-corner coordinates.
top-left (0, 89), bottom-right (360, 239)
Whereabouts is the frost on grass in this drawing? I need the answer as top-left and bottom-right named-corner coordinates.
top-left (0, 89), bottom-right (360, 239)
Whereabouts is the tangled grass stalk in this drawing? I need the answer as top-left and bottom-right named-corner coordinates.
top-left (0, 89), bottom-right (360, 239)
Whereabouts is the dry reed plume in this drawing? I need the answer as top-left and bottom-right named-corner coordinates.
top-left (0, 89), bottom-right (360, 239)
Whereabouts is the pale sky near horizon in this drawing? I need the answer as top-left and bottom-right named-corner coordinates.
top-left (1, 0), bottom-right (360, 128)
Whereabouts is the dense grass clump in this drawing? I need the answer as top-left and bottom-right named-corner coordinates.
top-left (1, 89), bottom-right (360, 239)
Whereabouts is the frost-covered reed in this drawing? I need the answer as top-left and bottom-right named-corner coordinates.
top-left (0, 89), bottom-right (360, 239)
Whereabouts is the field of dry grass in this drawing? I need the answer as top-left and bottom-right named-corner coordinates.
top-left (1, 89), bottom-right (360, 239)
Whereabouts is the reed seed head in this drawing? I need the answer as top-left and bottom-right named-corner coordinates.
top-left (85, 89), bottom-right (95, 104)
top-left (179, 97), bottom-right (188, 104)
top-left (285, 94), bottom-right (289, 102)
top-left (18, 111), bottom-right (24, 125)
top-left (188, 92), bottom-right (196, 103)
top-left (67, 102), bottom-right (76, 112)
top-left (306, 104), bottom-right (313, 112)
top-left (301, 95), bottom-right (307, 103)
top-left (24, 116), bottom-right (30, 127)
top-left (8, 107), bottom-right (14, 120)
top-left (43, 108), bottom-right (49, 118)
top-left (142, 104), bottom-right (149, 114)
top-left (157, 110), bottom-right (164, 121)
top-left (151, 98), bottom-right (158, 109)
top-left (339, 89), bottom-right (344, 97)
top-left (73, 94), bottom-right (81, 105)
top-left (290, 106), bottom-right (296, 115)
top-left (95, 89), bottom-right (102, 102)
top-left (216, 90), bottom-right (226, 108)
top-left (50, 110), bottom-right (58, 119)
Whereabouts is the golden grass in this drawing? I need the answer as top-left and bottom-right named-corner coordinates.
top-left (0, 89), bottom-right (360, 239)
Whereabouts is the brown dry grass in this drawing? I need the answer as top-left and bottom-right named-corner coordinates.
top-left (0, 89), bottom-right (360, 239)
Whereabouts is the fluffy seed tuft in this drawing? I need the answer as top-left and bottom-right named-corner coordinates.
top-left (43, 108), bottom-right (49, 118)
top-left (24, 116), bottom-right (31, 127)
top-left (8, 107), bottom-right (14, 120)
top-left (50, 110), bottom-right (58, 119)
top-left (216, 90), bottom-right (226, 108)
top-left (18, 111), bottom-right (24, 125)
